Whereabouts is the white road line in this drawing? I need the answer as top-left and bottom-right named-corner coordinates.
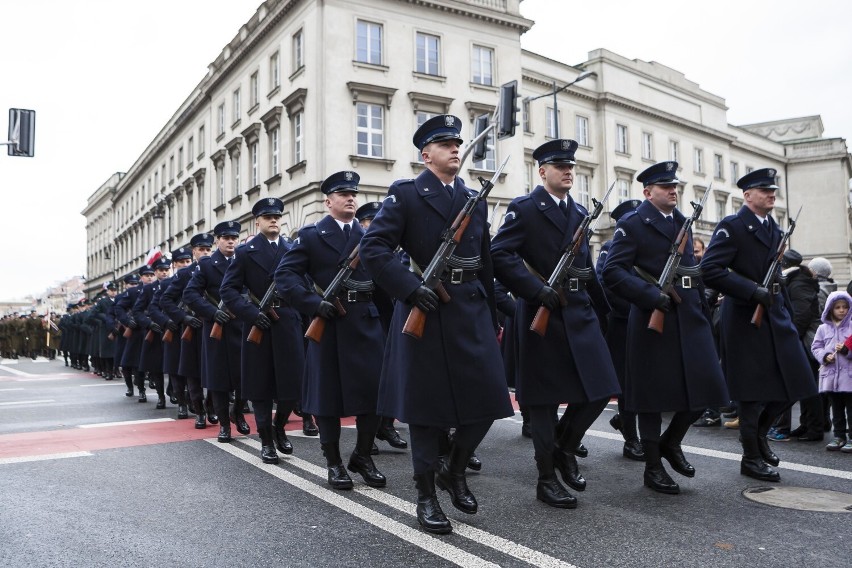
top-left (0, 451), bottom-right (93, 465)
top-left (0, 365), bottom-right (37, 377)
top-left (207, 440), bottom-right (500, 568)
top-left (0, 388), bottom-right (25, 392)
top-left (0, 359), bottom-right (19, 365)
top-left (583, 429), bottom-right (852, 481)
top-left (232, 438), bottom-right (578, 568)
top-left (79, 383), bottom-right (125, 388)
top-left (78, 418), bottom-right (175, 428)
top-left (14, 376), bottom-right (72, 382)
top-left (0, 399), bottom-right (54, 406)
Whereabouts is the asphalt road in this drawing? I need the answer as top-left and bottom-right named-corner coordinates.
top-left (1, 357), bottom-right (851, 568)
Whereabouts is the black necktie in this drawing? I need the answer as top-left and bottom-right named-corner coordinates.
top-left (445, 184), bottom-right (454, 197)
top-left (270, 240), bottom-right (278, 249)
top-left (558, 200), bottom-right (568, 217)
top-left (763, 218), bottom-right (770, 232)
top-left (665, 215), bottom-right (676, 239)
top-left (343, 224), bottom-right (351, 242)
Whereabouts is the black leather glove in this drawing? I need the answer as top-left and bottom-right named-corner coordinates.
top-left (751, 286), bottom-right (771, 309)
top-left (315, 300), bottom-right (339, 320)
top-left (407, 286), bottom-right (440, 312)
top-left (535, 286), bottom-right (561, 312)
top-left (254, 312), bottom-right (272, 330)
top-left (149, 322), bottom-right (163, 334)
top-left (126, 318), bottom-right (138, 330)
top-left (165, 320), bottom-right (179, 332)
top-left (213, 310), bottom-right (231, 325)
top-left (653, 293), bottom-right (672, 313)
top-left (182, 315), bottom-right (203, 329)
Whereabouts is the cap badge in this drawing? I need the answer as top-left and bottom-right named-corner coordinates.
top-left (267, 198), bottom-right (275, 205)
top-left (561, 140), bottom-right (571, 150)
top-left (227, 221), bottom-right (234, 227)
top-left (768, 169), bottom-right (776, 177)
top-left (180, 248), bottom-right (185, 253)
top-left (344, 172), bottom-right (353, 181)
top-left (371, 202), bottom-right (379, 209)
top-left (444, 115), bottom-right (455, 127)
top-left (666, 162), bottom-right (674, 172)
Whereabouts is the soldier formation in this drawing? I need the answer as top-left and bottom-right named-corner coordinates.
top-left (47, 115), bottom-right (833, 535)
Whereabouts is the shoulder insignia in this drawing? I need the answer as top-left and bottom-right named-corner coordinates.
top-left (503, 211), bottom-right (517, 222)
top-left (614, 227), bottom-right (627, 238)
top-left (294, 237), bottom-right (301, 244)
top-left (715, 228), bottom-right (730, 239)
top-left (384, 194), bottom-right (397, 204)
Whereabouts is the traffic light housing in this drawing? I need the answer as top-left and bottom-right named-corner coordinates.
top-left (497, 80), bottom-right (518, 140)
top-left (7, 108), bottom-right (36, 157)
top-left (472, 113), bottom-right (489, 163)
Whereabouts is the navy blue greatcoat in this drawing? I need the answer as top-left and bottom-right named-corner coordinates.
top-left (220, 236), bottom-right (304, 401)
top-left (184, 251), bottom-right (241, 391)
top-left (602, 200), bottom-right (729, 413)
top-left (147, 276), bottom-right (179, 375)
top-left (276, 215), bottom-right (384, 417)
top-left (700, 205), bottom-right (817, 402)
top-left (134, 280), bottom-right (165, 374)
top-left (161, 264), bottom-right (202, 379)
top-left (116, 287), bottom-right (143, 368)
top-left (490, 186), bottom-right (620, 406)
top-left (596, 240), bottom-right (630, 387)
top-left (91, 296), bottom-right (116, 359)
top-left (359, 168), bottom-right (514, 428)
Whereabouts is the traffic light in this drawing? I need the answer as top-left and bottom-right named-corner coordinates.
top-left (472, 113), bottom-right (489, 163)
top-left (497, 80), bottom-right (518, 140)
top-left (7, 108), bottom-right (36, 157)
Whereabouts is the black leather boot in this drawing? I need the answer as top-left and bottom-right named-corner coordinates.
top-left (231, 398), bottom-right (251, 435)
top-left (466, 453), bottom-right (482, 471)
top-left (272, 410), bottom-right (293, 454)
top-left (436, 444), bottom-right (478, 514)
top-left (217, 421), bottom-right (232, 443)
top-left (302, 415), bottom-right (319, 436)
top-left (258, 426), bottom-right (279, 464)
top-left (322, 442), bottom-right (354, 490)
top-left (553, 446), bottom-right (586, 491)
top-left (376, 417), bottom-right (408, 448)
top-left (194, 401), bottom-right (206, 429)
top-left (414, 472), bottom-right (452, 534)
top-left (123, 370), bottom-right (134, 398)
top-left (205, 396), bottom-right (219, 425)
top-left (623, 439), bottom-right (645, 461)
top-left (348, 426), bottom-right (387, 487)
top-left (642, 441), bottom-right (680, 494)
top-left (659, 431), bottom-right (695, 478)
top-left (741, 436), bottom-right (780, 482)
top-left (757, 434), bottom-right (780, 467)
top-left (535, 454), bottom-right (577, 509)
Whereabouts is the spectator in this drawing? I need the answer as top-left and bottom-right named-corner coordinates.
top-left (809, 256), bottom-right (837, 432)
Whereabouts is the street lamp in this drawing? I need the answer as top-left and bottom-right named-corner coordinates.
top-left (524, 70), bottom-right (596, 138)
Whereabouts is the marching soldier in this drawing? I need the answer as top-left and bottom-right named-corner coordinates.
top-left (701, 168), bottom-right (818, 481)
top-left (276, 172), bottom-right (387, 490)
top-left (90, 282), bottom-right (119, 380)
top-left (184, 221), bottom-right (251, 442)
top-left (133, 257), bottom-right (172, 408)
top-left (220, 197), bottom-right (305, 464)
top-left (360, 115), bottom-right (514, 534)
top-left (491, 139), bottom-right (621, 508)
top-left (602, 161), bottom-right (729, 494)
top-left (596, 199), bottom-right (645, 461)
top-left (112, 274), bottom-right (139, 394)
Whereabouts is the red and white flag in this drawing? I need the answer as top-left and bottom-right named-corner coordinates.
top-left (144, 247), bottom-right (163, 266)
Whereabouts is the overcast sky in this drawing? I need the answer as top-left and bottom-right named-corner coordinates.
top-left (1, 0), bottom-right (850, 299)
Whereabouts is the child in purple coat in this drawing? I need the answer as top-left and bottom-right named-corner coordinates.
top-left (811, 290), bottom-right (852, 452)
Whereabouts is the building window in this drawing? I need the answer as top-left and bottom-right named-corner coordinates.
top-left (522, 100), bottom-right (531, 134)
top-left (270, 127), bottom-right (280, 176)
top-left (232, 89), bottom-right (241, 123)
top-left (270, 51), bottom-right (280, 89)
top-left (356, 102), bottom-right (384, 158)
top-left (154, 171), bottom-right (159, 191)
top-left (730, 161), bottom-right (739, 182)
top-left (471, 45), bottom-right (494, 86)
top-left (714, 154), bottom-right (723, 179)
top-left (232, 155), bottom-right (240, 196)
top-left (293, 29), bottom-right (304, 71)
top-left (615, 124), bottom-right (628, 154)
top-left (576, 115), bottom-right (589, 147)
top-left (187, 137), bottom-right (194, 164)
top-left (415, 32), bottom-right (440, 75)
top-left (745, 166), bottom-right (754, 174)
top-left (642, 132), bottom-right (653, 160)
top-left (198, 126), bottom-right (205, 156)
top-left (545, 107), bottom-right (560, 138)
top-left (356, 20), bottom-right (382, 65)
top-left (169, 155), bottom-right (175, 181)
top-left (617, 179), bottom-right (630, 203)
top-left (716, 199), bottom-right (726, 221)
top-left (669, 140), bottom-right (679, 162)
top-left (293, 111), bottom-right (303, 163)
top-left (249, 142), bottom-right (258, 187)
top-left (217, 165), bottom-right (225, 205)
top-left (472, 127), bottom-right (496, 171)
top-left (576, 174), bottom-right (591, 209)
top-left (524, 160), bottom-right (534, 193)
top-left (161, 165), bottom-right (166, 188)
top-left (186, 191), bottom-right (193, 225)
top-left (217, 104), bottom-right (225, 136)
top-left (250, 72), bottom-right (259, 108)
top-left (197, 181), bottom-right (204, 218)
top-left (694, 148), bottom-right (704, 173)
top-left (178, 147), bottom-right (184, 171)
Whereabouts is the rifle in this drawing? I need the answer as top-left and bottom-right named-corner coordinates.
top-left (107, 324), bottom-right (123, 341)
top-left (247, 282), bottom-right (280, 344)
top-left (305, 244), bottom-right (361, 343)
top-left (530, 180), bottom-right (616, 337)
top-left (122, 325), bottom-right (133, 338)
top-left (144, 328), bottom-right (156, 343)
top-left (402, 155), bottom-right (510, 339)
top-left (179, 303), bottom-right (195, 342)
top-left (209, 298), bottom-right (234, 341)
top-left (647, 183), bottom-right (712, 334)
top-left (751, 205), bottom-right (803, 328)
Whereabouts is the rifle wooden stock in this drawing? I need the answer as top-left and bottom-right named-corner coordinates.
top-left (162, 329), bottom-right (174, 343)
top-left (269, 309), bottom-right (280, 321)
top-left (210, 322), bottom-right (223, 340)
top-left (648, 309), bottom-right (666, 334)
top-left (751, 304), bottom-right (765, 328)
top-left (107, 331), bottom-right (116, 341)
top-left (304, 317), bottom-right (326, 343)
top-left (402, 306), bottom-right (427, 339)
top-left (123, 326), bottom-right (133, 338)
top-left (530, 306), bottom-right (550, 337)
top-left (144, 329), bottom-right (155, 343)
top-left (180, 326), bottom-right (193, 342)
top-left (247, 325), bottom-right (263, 345)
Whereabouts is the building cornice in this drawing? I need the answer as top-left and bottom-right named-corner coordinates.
top-left (398, 0), bottom-right (533, 32)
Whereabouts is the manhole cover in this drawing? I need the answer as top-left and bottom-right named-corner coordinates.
top-left (742, 486), bottom-right (852, 512)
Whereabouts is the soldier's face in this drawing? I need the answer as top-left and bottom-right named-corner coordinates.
top-left (107, 289), bottom-right (117, 298)
top-left (193, 246), bottom-right (212, 260)
top-left (217, 235), bottom-right (238, 255)
top-left (644, 183), bottom-right (678, 213)
top-left (540, 163), bottom-right (574, 195)
top-left (744, 187), bottom-right (776, 215)
top-left (422, 140), bottom-right (461, 177)
top-left (326, 191), bottom-right (358, 221)
top-left (256, 214), bottom-right (282, 239)
top-left (141, 274), bottom-right (155, 284)
top-left (174, 258), bottom-right (192, 269)
top-left (155, 268), bottom-right (170, 280)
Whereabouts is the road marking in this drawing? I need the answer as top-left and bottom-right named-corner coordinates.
top-left (208, 440), bottom-right (501, 568)
top-left (0, 365), bottom-right (37, 377)
top-left (0, 451), bottom-right (93, 465)
top-left (0, 399), bottom-right (54, 406)
top-left (14, 376), bottom-right (72, 382)
top-left (0, 388), bottom-right (25, 392)
top-left (78, 418), bottom-right (175, 429)
top-left (0, 359), bottom-right (19, 365)
top-left (583, 429), bottom-right (852, 481)
top-left (80, 383), bottom-right (125, 388)
top-left (230, 438), bottom-right (578, 568)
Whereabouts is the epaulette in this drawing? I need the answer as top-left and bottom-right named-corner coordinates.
top-left (574, 202), bottom-right (589, 216)
top-left (620, 210), bottom-right (639, 222)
